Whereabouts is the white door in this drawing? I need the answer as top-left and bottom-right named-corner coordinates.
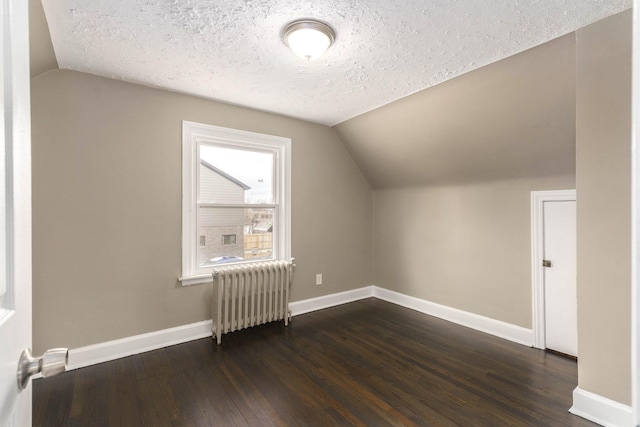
top-left (0, 0), bottom-right (33, 425)
top-left (543, 200), bottom-right (578, 357)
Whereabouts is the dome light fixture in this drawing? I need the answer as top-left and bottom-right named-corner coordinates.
top-left (282, 20), bottom-right (335, 61)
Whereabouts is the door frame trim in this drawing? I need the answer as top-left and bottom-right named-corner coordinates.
top-left (530, 189), bottom-right (576, 349)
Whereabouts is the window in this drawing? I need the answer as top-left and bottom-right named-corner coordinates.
top-left (180, 121), bottom-right (291, 285)
top-left (221, 234), bottom-right (237, 246)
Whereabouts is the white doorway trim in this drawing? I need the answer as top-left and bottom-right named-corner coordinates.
top-left (530, 189), bottom-right (577, 350)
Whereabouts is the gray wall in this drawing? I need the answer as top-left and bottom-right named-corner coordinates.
top-left (31, 70), bottom-right (373, 353)
top-left (29, 0), bottom-right (57, 79)
top-left (336, 35), bottom-right (577, 328)
top-left (373, 176), bottom-right (574, 328)
top-left (575, 10), bottom-right (631, 405)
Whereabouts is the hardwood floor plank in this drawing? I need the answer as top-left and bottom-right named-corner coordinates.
top-left (33, 299), bottom-right (595, 426)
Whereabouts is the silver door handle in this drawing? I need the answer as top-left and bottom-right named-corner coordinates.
top-left (17, 348), bottom-right (68, 390)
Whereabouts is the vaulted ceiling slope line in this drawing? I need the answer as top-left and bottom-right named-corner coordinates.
top-left (30, 0), bottom-right (58, 79)
top-left (39, 0), bottom-right (629, 126)
top-left (333, 33), bottom-right (577, 190)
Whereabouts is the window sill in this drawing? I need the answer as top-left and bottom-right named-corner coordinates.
top-left (178, 274), bottom-right (213, 286)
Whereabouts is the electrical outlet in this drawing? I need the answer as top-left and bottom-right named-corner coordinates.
top-left (315, 274), bottom-right (323, 286)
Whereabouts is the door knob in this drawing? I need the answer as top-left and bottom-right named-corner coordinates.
top-left (17, 348), bottom-right (68, 390)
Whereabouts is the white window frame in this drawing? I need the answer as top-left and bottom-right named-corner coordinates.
top-left (179, 121), bottom-right (291, 286)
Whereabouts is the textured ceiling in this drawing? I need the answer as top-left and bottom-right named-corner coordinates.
top-left (41, 0), bottom-right (630, 126)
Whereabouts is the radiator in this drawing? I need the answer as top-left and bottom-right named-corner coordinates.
top-left (211, 259), bottom-right (295, 345)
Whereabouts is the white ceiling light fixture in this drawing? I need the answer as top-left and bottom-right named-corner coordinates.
top-left (282, 20), bottom-right (335, 61)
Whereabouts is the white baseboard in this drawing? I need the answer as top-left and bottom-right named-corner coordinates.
top-left (569, 387), bottom-right (633, 427)
top-left (372, 286), bottom-right (534, 346)
top-left (67, 320), bottom-right (213, 371)
top-left (65, 287), bottom-right (376, 371)
top-left (289, 285), bottom-right (375, 316)
top-left (57, 288), bottom-right (633, 427)
top-left (53, 289), bottom-right (633, 427)
top-left (64, 285), bottom-right (535, 371)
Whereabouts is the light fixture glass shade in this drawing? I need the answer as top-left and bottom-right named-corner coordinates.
top-left (283, 20), bottom-right (335, 61)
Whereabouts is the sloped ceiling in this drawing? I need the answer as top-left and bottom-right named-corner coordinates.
top-left (30, 0), bottom-right (57, 78)
top-left (334, 33), bottom-right (577, 189)
top-left (39, 0), bottom-right (630, 126)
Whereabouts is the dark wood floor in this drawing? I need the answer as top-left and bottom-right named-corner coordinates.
top-left (33, 298), bottom-right (595, 426)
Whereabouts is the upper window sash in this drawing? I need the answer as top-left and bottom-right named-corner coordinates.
top-left (197, 143), bottom-right (278, 205)
top-left (180, 121), bottom-right (291, 286)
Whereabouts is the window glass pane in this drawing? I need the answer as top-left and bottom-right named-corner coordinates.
top-left (198, 207), bottom-right (274, 268)
top-left (221, 234), bottom-right (237, 245)
top-left (199, 145), bottom-right (274, 204)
